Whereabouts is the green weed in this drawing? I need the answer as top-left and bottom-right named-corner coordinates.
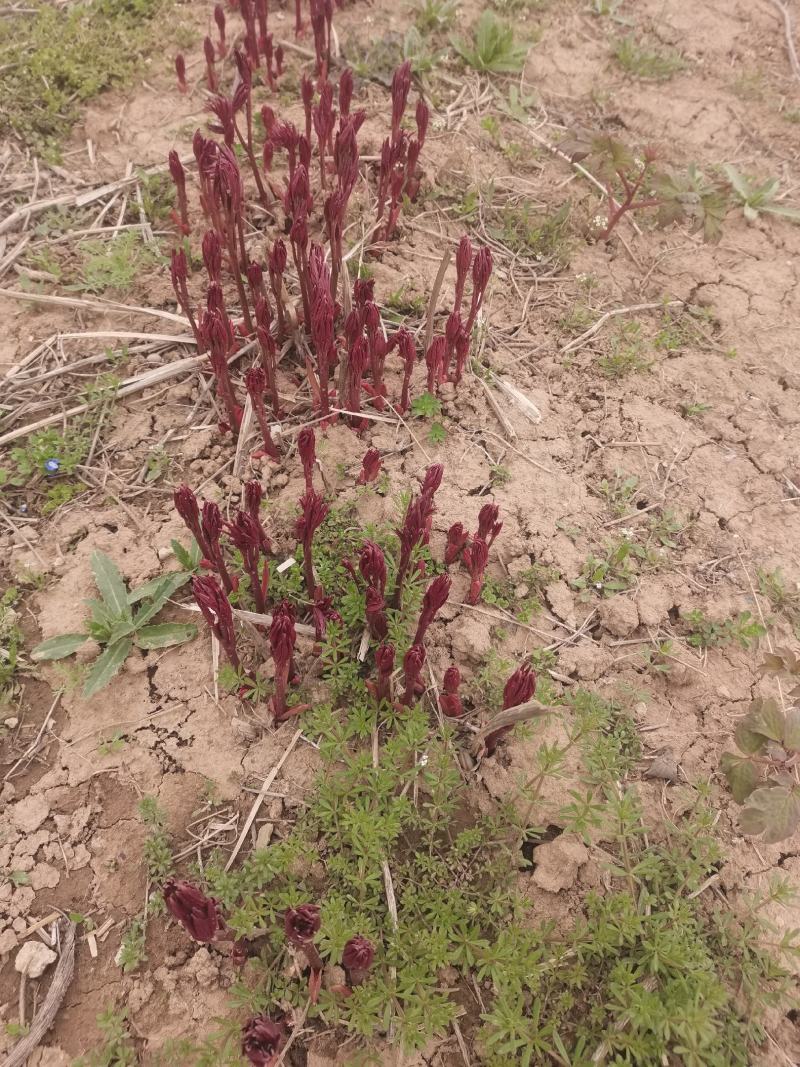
top-left (453, 11), bottom-right (530, 74)
top-left (74, 1006), bottom-right (137, 1067)
top-left (72, 232), bottom-right (162, 295)
top-left (598, 320), bottom-right (651, 378)
top-left (612, 35), bottom-right (687, 80)
top-left (684, 609), bottom-right (766, 650)
top-left (0, 0), bottom-right (170, 157)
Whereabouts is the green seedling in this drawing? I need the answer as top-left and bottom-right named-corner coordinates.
top-left (612, 35), bottom-right (686, 80)
top-left (453, 11), bottom-right (530, 73)
top-left (31, 550), bottom-right (197, 697)
top-left (722, 165), bottom-right (800, 224)
top-left (721, 679), bottom-right (800, 842)
top-left (684, 609), bottom-right (766, 650)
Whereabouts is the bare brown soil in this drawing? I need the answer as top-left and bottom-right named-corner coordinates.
top-left (2, 0), bottom-right (800, 1063)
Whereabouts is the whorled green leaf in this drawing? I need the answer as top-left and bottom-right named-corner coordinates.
top-left (134, 623), bottom-right (197, 650)
top-left (738, 785), bottom-right (800, 844)
top-left (91, 550), bottom-right (131, 621)
top-left (83, 636), bottom-right (133, 698)
top-left (31, 632), bottom-right (88, 661)
top-left (452, 12), bottom-right (529, 74)
top-left (720, 752), bottom-right (759, 804)
top-left (171, 538), bottom-right (202, 572)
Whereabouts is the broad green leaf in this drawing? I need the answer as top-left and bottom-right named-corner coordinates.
top-left (105, 619), bottom-right (137, 645)
top-left (748, 697), bottom-right (785, 743)
top-left (784, 709), bottom-right (800, 753)
top-left (83, 636), bottom-right (133, 698)
top-left (734, 716), bottom-right (766, 755)
top-left (738, 785), bottom-right (800, 844)
top-left (91, 551), bottom-right (131, 621)
top-left (721, 163), bottom-right (751, 200)
top-left (31, 632), bottom-right (88, 661)
top-left (763, 203), bottom-right (800, 221)
top-left (87, 597), bottom-right (115, 630)
top-left (720, 752), bottom-right (758, 803)
top-left (134, 623), bottom-right (197, 649)
top-left (129, 570), bottom-right (188, 609)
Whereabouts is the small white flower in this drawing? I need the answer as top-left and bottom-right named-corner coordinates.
top-left (592, 214), bottom-right (606, 230)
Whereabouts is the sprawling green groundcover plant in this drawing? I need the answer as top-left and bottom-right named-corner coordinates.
top-left (117, 457), bottom-right (797, 1066)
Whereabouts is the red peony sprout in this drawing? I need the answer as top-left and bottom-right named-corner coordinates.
top-left (204, 36), bottom-right (218, 91)
top-left (241, 1014), bottom-right (287, 1067)
top-left (465, 246), bottom-right (493, 336)
top-left (485, 663), bottom-right (537, 755)
top-left (296, 488), bottom-right (329, 600)
top-left (342, 935), bottom-right (374, 985)
top-left (269, 600), bottom-right (298, 722)
top-left (462, 536), bottom-right (489, 606)
top-left (425, 336), bottom-right (446, 394)
top-left (396, 327), bottom-right (416, 414)
top-left (214, 3), bottom-right (227, 56)
top-left (391, 495), bottom-right (425, 608)
top-left (400, 643), bottom-right (426, 706)
top-left (454, 235), bottom-right (473, 310)
top-left (284, 903), bottom-right (322, 1001)
top-left (359, 541), bottom-right (387, 594)
top-left (339, 68), bottom-right (353, 116)
top-left (163, 878), bottom-right (223, 942)
top-left (200, 501), bottom-right (235, 592)
top-left (391, 60), bottom-right (412, 141)
top-left (192, 574), bottom-right (240, 667)
top-left (365, 586), bottom-right (388, 641)
top-left (174, 484), bottom-right (211, 560)
top-left (477, 502), bottom-right (502, 548)
top-left (441, 666), bottom-right (464, 717)
top-left (357, 448), bottom-right (382, 485)
top-left (168, 151), bottom-right (189, 235)
top-left (246, 367), bottom-right (281, 462)
top-left (412, 574), bottom-right (451, 646)
top-left (298, 426), bottom-right (316, 491)
top-left (202, 230), bottom-right (222, 283)
top-left (371, 642), bottom-right (395, 704)
top-left (445, 522), bottom-right (468, 566)
top-left (175, 54), bottom-right (188, 93)
top-left (169, 248), bottom-right (199, 348)
top-left (226, 510), bottom-right (269, 613)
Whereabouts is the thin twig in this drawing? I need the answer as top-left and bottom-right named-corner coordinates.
top-left (3, 690), bottom-right (62, 781)
top-left (424, 246), bottom-right (452, 354)
top-left (763, 0), bottom-right (800, 81)
top-left (560, 301), bottom-right (683, 354)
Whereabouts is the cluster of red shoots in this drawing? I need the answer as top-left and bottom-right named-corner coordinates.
top-left (168, 2), bottom-right (450, 445)
top-left (423, 235), bottom-right (494, 395)
top-left (163, 877), bottom-right (374, 1066)
top-left (445, 500), bottom-right (502, 604)
top-left (176, 457), bottom-right (516, 732)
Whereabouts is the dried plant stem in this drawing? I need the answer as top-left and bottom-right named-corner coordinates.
top-left (0, 285), bottom-right (189, 325)
top-left (424, 247), bottom-right (452, 355)
top-left (560, 300), bottom-right (682, 355)
top-left (5, 921), bottom-right (76, 1067)
top-left (763, 0), bottom-right (800, 81)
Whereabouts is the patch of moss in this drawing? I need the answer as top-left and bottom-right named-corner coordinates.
top-left (0, 0), bottom-right (171, 158)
